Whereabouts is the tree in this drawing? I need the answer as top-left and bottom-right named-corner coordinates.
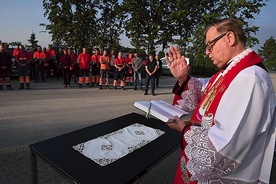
top-left (42, 0), bottom-right (268, 55)
top-left (121, 0), bottom-right (268, 54)
top-left (258, 36), bottom-right (276, 70)
top-left (122, 0), bottom-right (173, 53)
top-left (42, 0), bottom-right (99, 50)
top-left (189, 0), bottom-right (268, 53)
top-left (27, 31), bottom-right (39, 50)
top-left (96, 0), bottom-right (125, 51)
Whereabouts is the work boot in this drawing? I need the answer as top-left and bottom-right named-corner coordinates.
top-left (26, 83), bottom-right (31, 89)
top-left (0, 85), bottom-right (3, 90)
top-left (19, 83), bottom-right (24, 90)
top-left (7, 85), bottom-right (14, 90)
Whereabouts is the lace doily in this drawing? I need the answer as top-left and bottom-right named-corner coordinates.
top-left (73, 123), bottom-right (165, 166)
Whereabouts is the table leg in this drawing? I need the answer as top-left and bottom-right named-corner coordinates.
top-left (30, 150), bottom-right (38, 184)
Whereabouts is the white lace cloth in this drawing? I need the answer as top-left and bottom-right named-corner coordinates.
top-left (72, 123), bottom-right (165, 166)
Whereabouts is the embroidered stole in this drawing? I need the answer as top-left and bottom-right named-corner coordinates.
top-left (190, 51), bottom-right (263, 125)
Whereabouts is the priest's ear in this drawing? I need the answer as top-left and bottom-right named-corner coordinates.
top-left (226, 31), bottom-right (236, 46)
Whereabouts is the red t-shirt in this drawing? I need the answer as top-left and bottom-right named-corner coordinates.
top-left (77, 53), bottom-right (91, 69)
top-left (16, 51), bottom-right (32, 61)
top-left (47, 49), bottom-right (56, 57)
top-left (115, 57), bottom-right (125, 66)
top-left (33, 51), bottom-right (46, 59)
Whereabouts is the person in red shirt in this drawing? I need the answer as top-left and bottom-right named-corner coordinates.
top-left (33, 46), bottom-right (47, 83)
top-left (43, 47), bottom-right (50, 79)
top-left (77, 47), bottom-right (91, 87)
top-left (12, 45), bottom-right (20, 58)
top-left (46, 45), bottom-right (56, 79)
top-left (99, 50), bottom-right (110, 89)
top-left (125, 53), bottom-right (134, 86)
top-left (15, 45), bottom-right (32, 89)
top-left (60, 48), bottom-right (74, 87)
top-left (113, 52), bottom-right (126, 90)
top-left (91, 48), bottom-right (101, 87)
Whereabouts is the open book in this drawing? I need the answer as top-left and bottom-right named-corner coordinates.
top-left (133, 100), bottom-right (189, 123)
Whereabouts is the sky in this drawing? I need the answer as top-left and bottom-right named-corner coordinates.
top-left (0, 0), bottom-right (275, 53)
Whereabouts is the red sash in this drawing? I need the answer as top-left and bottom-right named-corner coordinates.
top-left (191, 51), bottom-right (262, 125)
top-left (190, 51), bottom-right (263, 125)
top-left (174, 51), bottom-right (263, 184)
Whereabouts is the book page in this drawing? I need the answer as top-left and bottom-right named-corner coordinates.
top-left (133, 101), bottom-right (173, 122)
top-left (150, 100), bottom-right (188, 118)
top-left (133, 100), bottom-right (188, 122)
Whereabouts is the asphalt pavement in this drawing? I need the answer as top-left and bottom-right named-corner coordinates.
top-left (0, 73), bottom-right (275, 184)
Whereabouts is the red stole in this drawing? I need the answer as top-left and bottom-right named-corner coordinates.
top-left (190, 51), bottom-right (263, 125)
top-left (175, 51), bottom-right (263, 184)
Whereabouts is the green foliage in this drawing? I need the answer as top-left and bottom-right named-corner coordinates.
top-left (158, 51), bottom-right (165, 58)
top-left (42, 0), bottom-right (269, 57)
top-left (27, 31), bottom-right (39, 50)
top-left (191, 54), bottom-right (219, 76)
top-left (42, 0), bottom-right (124, 51)
top-left (96, 0), bottom-right (124, 51)
top-left (129, 49), bottom-right (136, 53)
top-left (258, 36), bottom-right (276, 70)
top-left (148, 50), bottom-right (156, 56)
top-left (137, 49), bottom-right (146, 55)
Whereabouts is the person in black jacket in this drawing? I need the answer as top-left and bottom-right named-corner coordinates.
top-left (144, 54), bottom-right (158, 95)
top-left (0, 43), bottom-right (13, 90)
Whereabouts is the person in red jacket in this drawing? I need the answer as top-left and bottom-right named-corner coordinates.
top-left (60, 48), bottom-right (74, 87)
top-left (46, 45), bottom-right (56, 79)
top-left (77, 47), bottom-right (91, 88)
top-left (113, 52), bottom-right (126, 90)
top-left (33, 46), bottom-right (47, 83)
top-left (91, 48), bottom-right (101, 86)
top-left (15, 45), bottom-right (32, 89)
top-left (125, 53), bottom-right (133, 85)
top-left (0, 43), bottom-right (14, 90)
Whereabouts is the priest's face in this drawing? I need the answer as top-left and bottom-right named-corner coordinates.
top-left (205, 26), bottom-right (232, 68)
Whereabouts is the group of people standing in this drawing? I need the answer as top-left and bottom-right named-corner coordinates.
top-left (0, 44), bottom-right (163, 94)
top-left (75, 47), bottom-right (163, 95)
